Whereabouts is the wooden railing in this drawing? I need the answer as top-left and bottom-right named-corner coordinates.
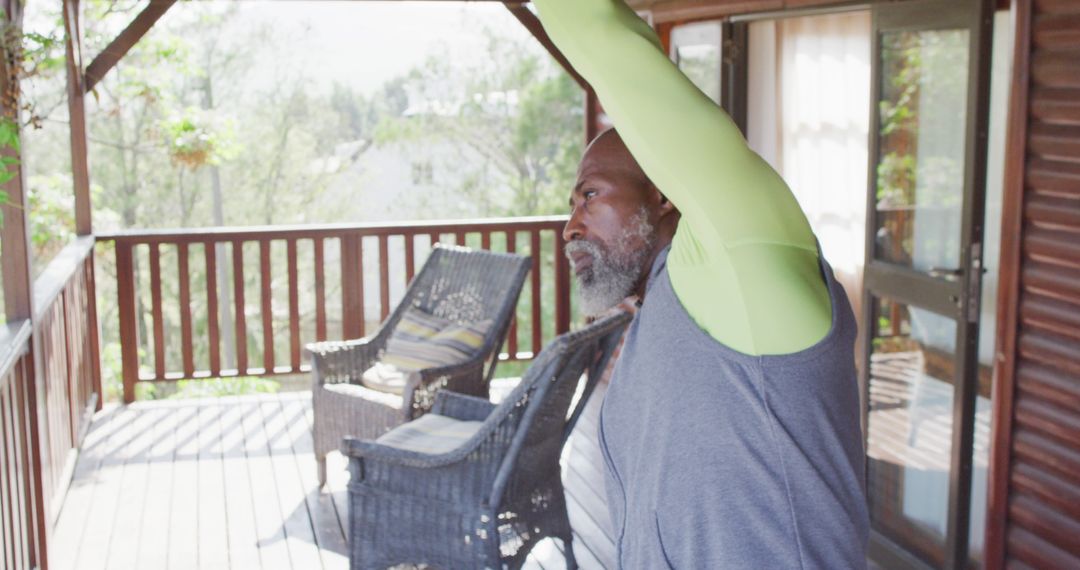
top-left (0, 236), bottom-right (102, 570)
top-left (0, 320), bottom-right (41, 570)
top-left (98, 216), bottom-right (573, 403)
top-left (33, 238), bottom-right (103, 517)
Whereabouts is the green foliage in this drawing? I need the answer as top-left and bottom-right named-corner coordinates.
top-left (0, 117), bottom-right (19, 223)
top-left (876, 152), bottom-right (915, 204)
top-left (170, 376), bottom-right (280, 399)
top-left (372, 27), bottom-right (583, 219)
top-left (99, 341), bottom-right (126, 401)
top-left (0, 117), bottom-right (21, 153)
top-left (21, 30), bottom-right (65, 75)
top-left (19, 5), bottom-right (585, 401)
top-left (876, 30), bottom-right (969, 208)
top-left (161, 108), bottom-right (237, 168)
top-left (27, 172), bottom-right (76, 261)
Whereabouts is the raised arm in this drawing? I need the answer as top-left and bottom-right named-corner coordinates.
top-left (534, 0), bottom-right (833, 355)
top-left (533, 0), bottom-right (816, 251)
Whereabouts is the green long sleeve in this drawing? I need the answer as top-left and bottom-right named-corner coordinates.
top-left (534, 0), bottom-right (832, 355)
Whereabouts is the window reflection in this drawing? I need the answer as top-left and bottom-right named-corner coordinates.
top-left (867, 296), bottom-right (957, 566)
top-left (671, 21), bottom-right (723, 104)
top-left (874, 29), bottom-right (969, 275)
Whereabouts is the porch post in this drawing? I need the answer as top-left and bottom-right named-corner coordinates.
top-left (1, 3), bottom-right (50, 567)
top-left (0, 1), bottom-right (33, 322)
top-left (63, 0), bottom-right (103, 411)
top-left (64, 0), bottom-right (91, 236)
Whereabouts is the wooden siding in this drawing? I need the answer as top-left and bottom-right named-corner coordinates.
top-left (988, 0), bottom-right (1080, 568)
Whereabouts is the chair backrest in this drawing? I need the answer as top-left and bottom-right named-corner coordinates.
top-left (380, 245), bottom-right (531, 377)
top-left (487, 312), bottom-right (632, 508)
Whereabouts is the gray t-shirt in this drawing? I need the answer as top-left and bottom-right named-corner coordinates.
top-left (600, 246), bottom-right (868, 568)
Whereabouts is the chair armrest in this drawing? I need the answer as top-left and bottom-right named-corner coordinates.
top-left (431, 391), bottom-right (495, 422)
top-left (342, 384), bottom-right (525, 500)
top-left (342, 434), bottom-right (505, 503)
top-left (306, 336), bottom-right (384, 387)
top-left (342, 436), bottom-right (456, 467)
top-left (402, 355), bottom-right (487, 418)
top-left (340, 403), bottom-right (514, 469)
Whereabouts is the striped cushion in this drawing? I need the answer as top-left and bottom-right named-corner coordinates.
top-left (380, 307), bottom-right (491, 371)
top-left (376, 413), bottom-right (483, 454)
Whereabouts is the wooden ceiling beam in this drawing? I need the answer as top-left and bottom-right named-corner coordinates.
top-left (84, 0), bottom-right (178, 93)
top-left (505, 3), bottom-right (590, 91)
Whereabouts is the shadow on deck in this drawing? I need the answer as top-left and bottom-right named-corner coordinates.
top-left (51, 379), bottom-right (615, 570)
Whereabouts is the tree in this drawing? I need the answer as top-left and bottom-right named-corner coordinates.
top-left (371, 26), bottom-right (583, 220)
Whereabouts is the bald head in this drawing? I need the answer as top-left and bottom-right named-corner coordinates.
top-left (578, 129), bottom-right (655, 200)
top-left (563, 128), bottom-right (679, 315)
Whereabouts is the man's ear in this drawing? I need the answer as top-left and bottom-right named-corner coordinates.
top-left (653, 187), bottom-right (677, 217)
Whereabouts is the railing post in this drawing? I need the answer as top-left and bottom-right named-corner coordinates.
top-left (555, 231), bottom-right (571, 334)
top-left (378, 235), bottom-right (390, 321)
top-left (286, 238), bottom-right (300, 372)
top-left (115, 242), bottom-right (139, 403)
top-left (506, 231), bottom-right (519, 358)
top-left (341, 235), bottom-right (364, 340)
top-left (313, 237), bottom-right (326, 342)
top-left (258, 239), bottom-right (274, 374)
top-left (530, 231), bottom-right (542, 352)
top-left (84, 255), bottom-right (103, 412)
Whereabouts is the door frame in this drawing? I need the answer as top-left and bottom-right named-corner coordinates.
top-left (860, 0), bottom-right (996, 568)
top-left (709, 0), bottom-right (997, 565)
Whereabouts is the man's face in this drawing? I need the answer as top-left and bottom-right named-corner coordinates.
top-left (563, 132), bottom-right (657, 316)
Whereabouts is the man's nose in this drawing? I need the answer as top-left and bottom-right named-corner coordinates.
top-left (563, 212), bottom-right (584, 242)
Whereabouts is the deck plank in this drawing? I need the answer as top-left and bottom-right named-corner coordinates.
top-left (259, 397), bottom-right (323, 569)
top-left (136, 403), bottom-right (192, 569)
top-left (56, 405), bottom-right (138, 570)
top-left (220, 398), bottom-right (263, 570)
top-left (242, 395), bottom-right (292, 570)
top-left (53, 389), bottom-right (615, 570)
top-left (566, 489), bottom-right (615, 568)
top-left (286, 393), bottom-right (349, 570)
top-left (49, 405), bottom-right (125, 570)
top-left (73, 404), bottom-right (143, 570)
top-left (169, 399), bottom-right (202, 569)
top-left (104, 405), bottom-right (170, 570)
top-left (198, 401), bottom-right (230, 569)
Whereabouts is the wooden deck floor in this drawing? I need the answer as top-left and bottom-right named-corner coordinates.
top-left (51, 381), bottom-right (615, 570)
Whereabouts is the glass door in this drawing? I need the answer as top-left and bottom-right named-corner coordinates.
top-left (861, 0), bottom-right (993, 568)
top-left (669, 19), bottom-right (748, 134)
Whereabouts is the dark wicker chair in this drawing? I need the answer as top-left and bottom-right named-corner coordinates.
top-left (341, 311), bottom-right (632, 570)
top-left (308, 244), bottom-right (530, 486)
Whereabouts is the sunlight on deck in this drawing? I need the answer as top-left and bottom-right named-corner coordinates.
top-left (51, 382), bottom-right (614, 570)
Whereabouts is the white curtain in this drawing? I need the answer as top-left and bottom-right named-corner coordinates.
top-left (747, 12), bottom-right (871, 316)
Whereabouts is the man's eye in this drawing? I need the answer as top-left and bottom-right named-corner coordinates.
top-left (583, 190), bottom-right (597, 201)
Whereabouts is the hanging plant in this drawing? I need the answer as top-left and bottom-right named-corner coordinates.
top-left (163, 113), bottom-right (214, 168)
top-left (161, 109), bottom-right (236, 169)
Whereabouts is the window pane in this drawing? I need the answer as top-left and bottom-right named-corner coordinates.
top-left (874, 29), bottom-right (969, 275)
top-left (672, 21), bottom-right (723, 104)
top-left (867, 295), bottom-right (957, 566)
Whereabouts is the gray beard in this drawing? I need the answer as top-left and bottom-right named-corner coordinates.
top-left (565, 209), bottom-right (655, 317)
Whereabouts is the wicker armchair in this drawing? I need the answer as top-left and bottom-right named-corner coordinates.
top-left (341, 312), bottom-right (632, 570)
top-left (309, 245), bottom-right (530, 486)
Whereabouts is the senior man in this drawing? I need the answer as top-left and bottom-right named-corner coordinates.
top-left (534, 0), bottom-right (869, 567)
